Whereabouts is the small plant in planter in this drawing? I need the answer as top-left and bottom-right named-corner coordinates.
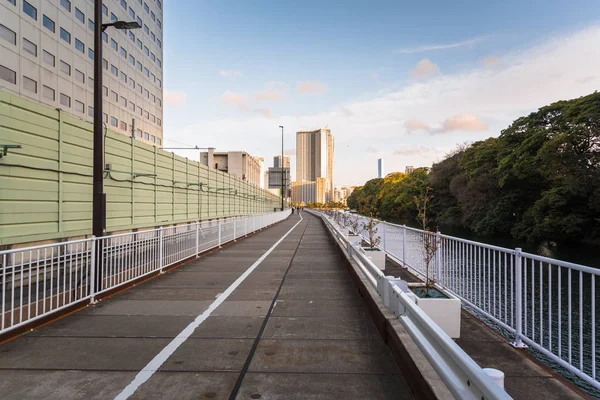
top-left (360, 212), bottom-right (386, 270)
top-left (409, 187), bottom-right (461, 338)
top-left (346, 215), bottom-right (362, 244)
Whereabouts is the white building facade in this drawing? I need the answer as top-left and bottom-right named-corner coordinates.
top-left (0, 0), bottom-right (164, 146)
top-left (294, 128), bottom-right (334, 204)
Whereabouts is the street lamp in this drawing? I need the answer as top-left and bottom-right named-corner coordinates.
top-left (93, 2), bottom-right (141, 241)
top-left (279, 125), bottom-right (284, 211)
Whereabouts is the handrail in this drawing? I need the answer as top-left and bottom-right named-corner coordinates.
top-left (310, 209), bottom-right (511, 400)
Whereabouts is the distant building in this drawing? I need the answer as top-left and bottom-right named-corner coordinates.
top-left (333, 186), bottom-right (357, 205)
top-left (405, 166), bottom-right (415, 174)
top-left (273, 156), bottom-right (291, 169)
top-left (377, 158), bottom-right (384, 179)
top-left (295, 128), bottom-right (334, 204)
top-left (200, 151), bottom-right (263, 186)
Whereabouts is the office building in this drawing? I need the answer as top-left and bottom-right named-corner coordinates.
top-left (405, 166), bottom-right (415, 174)
top-left (377, 158), bottom-right (384, 178)
top-left (273, 155), bottom-right (290, 169)
top-left (0, 0), bottom-right (164, 146)
top-left (200, 150), bottom-right (263, 187)
top-left (294, 128), bottom-right (334, 204)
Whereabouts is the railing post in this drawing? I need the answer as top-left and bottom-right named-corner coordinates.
top-left (435, 231), bottom-right (442, 284)
top-left (159, 227), bottom-right (164, 274)
top-left (402, 225), bottom-right (407, 268)
top-left (233, 217), bottom-right (237, 241)
top-left (512, 248), bottom-right (527, 348)
top-left (218, 219), bottom-right (222, 248)
top-left (382, 222), bottom-right (387, 251)
top-left (195, 222), bottom-right (200, 258)
top-left (89, 237), bottom-right (96, 303)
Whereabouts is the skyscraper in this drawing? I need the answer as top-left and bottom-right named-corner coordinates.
top-left (0, 0), bottom-right (164, 146)
top-left (294, 128), bottom-right (334, 203)
top-left (273, 155), bottom-right (290, 169)
top-left (377, 158), bottom-right (384, 178)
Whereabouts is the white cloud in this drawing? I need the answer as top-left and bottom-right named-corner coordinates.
top-left (220, 69), bottom-right (243, 77)
top-left (173, 25), bottom-right (600, 186)
top-left (406, 114), bottom-right (488, 134)
top-left (164, 90), bottom-right (187, 105)
top-left (410, 59), bottom-right (440, 79)
top-left (395, 37), bottom-right (485, 54)
top-left (297, 81), bottom-right (328, 94)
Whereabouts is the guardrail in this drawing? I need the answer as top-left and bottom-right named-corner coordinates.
top-left (1, 210), bottom-right (291, 335)
top-left (308, 209), bottom-right (511, 400)
top-left (325, 210), bottom-right (599, 393)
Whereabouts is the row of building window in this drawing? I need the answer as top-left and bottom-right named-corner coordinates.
top-left (0, 23), bottom-right (163, 110)
top-left (10, 0), bottom-right (163, 76)
top-left (0, 63), bottom-right (162, 133)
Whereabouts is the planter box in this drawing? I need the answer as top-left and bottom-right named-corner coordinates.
top-left (362, 247), bottom-right (386, 270)
top-left (347, 234), bottom-right (361, 245)
top-left (408, 283), bottom-right (461, 339)
top-left (339, 228), bottom-right (349, 237)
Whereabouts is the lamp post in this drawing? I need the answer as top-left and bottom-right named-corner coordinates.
top-left (279, 125), bottom-right (284, 211)
top-left (93, 2), bottom-right (140, 240)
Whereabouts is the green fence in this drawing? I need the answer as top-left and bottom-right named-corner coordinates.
top-left (0, 90), bottom-right (280, 246)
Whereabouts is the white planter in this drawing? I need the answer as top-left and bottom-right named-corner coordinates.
top-left (408, 283), bottom-right (461, 339)
top-left (347, 234), bottom-right (361, 245)
top-left (362, 248), bottom-right (386, 270)
top-left (339, 228), bottom-right (349, 237)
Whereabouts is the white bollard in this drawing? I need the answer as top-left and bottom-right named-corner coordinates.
top-left (483, 368), bottom-right (505, 390)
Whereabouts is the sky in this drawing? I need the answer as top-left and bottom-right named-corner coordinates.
top-left (161, 0), bottom-right (600, 187)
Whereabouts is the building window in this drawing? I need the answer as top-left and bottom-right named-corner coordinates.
top-left (60, 28), bottom-right (71, 44)
top-left (151, 135), bottom-right (155, 143)
top-left (129, 30), bottom-right (135, 42)
top-left (103, 86), bottom-right (108, 96)
top-left (151, 31), bottom-right (155, 42)
top-left (157, 19), bottom-right (161, 29)
top-left (137, 105), bottom-right (142, 115)
top-left (43, 85), bottom-right (55, 101)
top-left (110, 117), bottom-right (118, 127)
top-left (136, 61), bottom-right (142, 72)
top-left (144, 132), bottom-right (149, 140)
top-left (120, 46), bottom-right (126, 57)
top-left (60, 60), bottom-right (71, 75)
top-left (144, 110), bottom-right (149, 119)
top-left (128, 54), bottom-right (135, 65)
top-left (23, 38), bottom-right (37, 56)
top-left (129, 101), bottom-right (135, 111)
top-left (157, 78), bottom-right (161, 88)
top-left (60, 0), bottom-right (71, 12)
top-left (151, 94), bottom-right (155, 103)
top-left (111, 64), bottom-right (118, 76)
top-left (157, 118), bottom-right (161, 126)
top-left (75, 8), bottom-right (84, 24)
top-left (88, 47), bottom-right (94, 60)
top-left (111, 39), bottom-right (117, 51)
top-left (120, 0), bottom-right (127, 10)
top-left (157, 58), bottom-right (161, 68)
top-left (111, 13), bottom-right (117, 22)
top-left (102, 58), bottom-right (108, 69)
top-left (150, 52), bottom-right (155, 62)
top-left (88, 19), bottom-right (94, 31)
top-left (74, 100), bottom-right (84, 113)
top-left (144, 88), bottom-right (149, 98)
top-left (111, 90), bottom-right (118, 102)
top-left (157, 39), bottom-right (161, 48)
top-left (136, 16), bottom-right (141, 27)
top-left (150, 11), bottom-right (155, 21)
top-left (59, 93), bottom-right (71, 107)
top-left (157, 0), bottom-right (162, 10)
top-left (43, 15), bottom-right (55, 33)
top-left (120, 71), bottom-right (127, 83)
top-left (75, 69), bottom-right (84, 83)
top-left (150, 72), bottom-right (155, 82)
top-left (157, 98), bottom-right (161, 107)
top-left (102, 31), bottom-right (108, 42)
top-left (137, 84), bottom-right (142, 94)
top-left (23, 75), bottom-right (36, 93)
top-left (23, 1), bottom-right (37, 20)
top-left (143, 2), bottom-right (149, 13)
top-left (128, 6), bottom-right (135, 18)
top-left (75, 38), bottom-right (84, 53)
top-left (157, 137), bottom-right (161, 145)
top-left (143, 24), bottom-right (149, 34)
top-left (102, 3), bottom-right (108, 16)
top-left (88, 77), bottom-right (94, 88)
top-left (129, 78), bottom-right (135, 88)
top-left (151, 114), bottom-right (155, 123)
top-left (88, 106), bottom-right (94, 117)
top-left (7, 0), bottom-right (15, 5)
top-left (143, 67), bottom-right (149, 77)
top-left (144, 46), bottom-right (149, 56)
top-left (120, 121), bottom-right (127, 131)
top-left (103, 113), bottom-right (108, 123)
top-left (136, 38), bottom-right (142, 49)
top-left (136, 129), bottom-right (142, 137)
top-left (0, 24), bottom-right (16, 46)
top-left (43, 50), bottom-right (55, 66)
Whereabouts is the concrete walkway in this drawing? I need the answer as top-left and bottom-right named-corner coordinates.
top-left (0, 212), bottom-right (413, 400)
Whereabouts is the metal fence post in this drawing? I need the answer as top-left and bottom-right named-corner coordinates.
top-left (159, 227), bottom-right (164, 273)
top-left (218, 219), bottom-right (222, 248)
top-left (89, 237), bottom-right (96, 303)
top-left (195, 222), bottom-right (200, 258)
top-left (402, 225), bottom-right (407, 268)
top-left (435, 231), bottom-right (442, 283)
top-left (512, 248), bottom-right (527, 348)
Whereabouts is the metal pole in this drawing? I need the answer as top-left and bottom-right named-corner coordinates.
top-left (93, 0), bottom-right (105, 292)
top-left (512, 248), bottom-right (526, 348)
top-left (280, 126), bottom-right (284, 211)
top-left (402, 225), bottom-right (407, 268)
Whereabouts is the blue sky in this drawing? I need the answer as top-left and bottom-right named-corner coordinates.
top-left (161, 0), bottom-right (600, 186)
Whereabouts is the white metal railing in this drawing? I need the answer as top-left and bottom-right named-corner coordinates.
top-left (0, 210), bottom-right (291, 335)
top-left (309, 210), bottom-right (511, 400)
top-left (326, 210), bottom-right (599, 393)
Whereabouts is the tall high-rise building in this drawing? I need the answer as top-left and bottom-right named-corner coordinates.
top-left (377, 158), bottom-right (384, 178)
top-left (294, 128), bottom-right (334, 203)
top-left (0, 0), bottom-right (164, 146)
top-left (273, 155), bottom-right (290, 169)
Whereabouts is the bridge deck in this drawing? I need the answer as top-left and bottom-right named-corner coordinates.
top-left (0, 212), bottom-right (413, 399)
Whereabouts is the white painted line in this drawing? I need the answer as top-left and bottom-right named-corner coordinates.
top-left (114, 212), bottom-right (303, 400)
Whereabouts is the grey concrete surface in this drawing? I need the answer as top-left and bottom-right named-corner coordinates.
top-left (0, 213), bottom-right (413, 400)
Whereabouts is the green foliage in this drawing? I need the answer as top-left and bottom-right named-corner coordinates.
top-left (350, 91), bottom-right (600, 244)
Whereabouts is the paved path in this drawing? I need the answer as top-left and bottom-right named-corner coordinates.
top-left (0, 212), bottom-right (413, 400)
